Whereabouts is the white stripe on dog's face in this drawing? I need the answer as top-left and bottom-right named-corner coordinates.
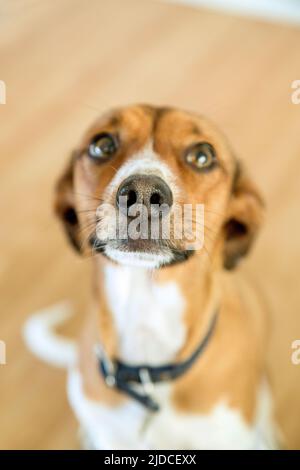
top-left (104, 140), bottom-right (180, 202)
top-left (96, 141), bottom-right (182, 268)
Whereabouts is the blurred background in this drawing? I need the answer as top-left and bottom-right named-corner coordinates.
top-left (0, 0), bottom-right (300, 449)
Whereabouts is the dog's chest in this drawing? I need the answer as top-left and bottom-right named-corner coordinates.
top-left (68, 370), bottom-right (273, 449)
top-left (104, 265), bottom-right (186, 365)
top-left (69, 266), bottom-right (275, 449)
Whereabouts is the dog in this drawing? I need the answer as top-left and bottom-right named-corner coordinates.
top-left (24, 104), bottom-right (278, 449)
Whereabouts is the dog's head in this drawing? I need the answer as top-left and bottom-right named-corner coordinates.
top-left (55, 105), bottom-right (264, 270)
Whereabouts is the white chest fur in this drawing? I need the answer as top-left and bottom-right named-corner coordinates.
top-left (103, 265), bottom-right (186, 365)
top-left (67, 265), bottom-right (276, 449)
top-left (68, 369), bottom-right (274, 450)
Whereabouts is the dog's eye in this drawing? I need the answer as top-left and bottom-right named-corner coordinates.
top-left (88, 133), bottom-right (118, 160)
top-left (186, 143), bottom-right (216, 171)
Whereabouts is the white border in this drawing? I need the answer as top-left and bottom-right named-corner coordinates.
top-left (164, 0), bottom-right (300, 25)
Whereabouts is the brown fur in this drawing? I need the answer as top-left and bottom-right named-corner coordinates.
top-left (55, 104), bottom-right (266, 423)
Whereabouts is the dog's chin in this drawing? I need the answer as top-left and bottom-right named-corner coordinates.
top-left (90, 237), bottom-right (194, 269)
top-left (104, 246), bottom-right (173, 269)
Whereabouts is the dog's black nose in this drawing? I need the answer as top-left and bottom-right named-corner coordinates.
top-left (116, 174), bottom-right (173, 216)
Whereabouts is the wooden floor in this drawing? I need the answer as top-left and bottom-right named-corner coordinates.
top-left (1, 0), bottom-right (300, 450)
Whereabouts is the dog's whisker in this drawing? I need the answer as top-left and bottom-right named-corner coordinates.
top-left (107, 164), bottom-right (118, 175)
top-left (78, 221), bottom-right (97, 239)
top-left (72, 191), bottom-right (106, 203)
top-left (79, 227), bottom-right (95, 252)
top-left (204, 208), bottom-right (227, 217)
top-left (200, 242), bottom-right (214, 267)
top-left (189, 218), bottom-right (219, 234)
top-left (184, 217), bottom-right (219, 237)
top-left (76, 209), bottom-right (98, 215)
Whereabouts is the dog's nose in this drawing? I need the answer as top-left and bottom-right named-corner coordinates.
top-left (116, 174), bottom-right (173, 215)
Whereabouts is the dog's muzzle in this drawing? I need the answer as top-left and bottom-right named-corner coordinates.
top-left (90, 173), bottom-right (195, 267)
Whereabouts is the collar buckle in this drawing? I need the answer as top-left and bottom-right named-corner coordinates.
top-left (94, 343), bottom-right (116, 388)
top-left (139, 367), bottom-right (154, 396)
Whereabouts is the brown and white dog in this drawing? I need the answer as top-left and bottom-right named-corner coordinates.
top-left (25, 104), bottom-right (277, 449)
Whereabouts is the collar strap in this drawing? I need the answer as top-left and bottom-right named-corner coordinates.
top-left (95, 311), bottom-right (218, 412)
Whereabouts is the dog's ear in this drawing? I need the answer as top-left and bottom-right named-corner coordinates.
top-left (223, 163), bottom-right (264, 270)
top-left (54, 152), bottom-right (81, 253)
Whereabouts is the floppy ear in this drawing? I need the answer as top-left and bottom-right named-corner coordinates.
top-left (223, 163), bottom-right (264, 270)
top-left (54, 152), bottom-right (81, 253)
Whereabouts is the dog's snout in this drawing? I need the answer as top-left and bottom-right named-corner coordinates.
top-left (116, 174), bottom-right (173, 215)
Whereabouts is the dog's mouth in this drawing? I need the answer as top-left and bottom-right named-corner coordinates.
top-left (87, 180), bottom-right (201, 268)
top-left (89, 235), bottom-right (193, 269)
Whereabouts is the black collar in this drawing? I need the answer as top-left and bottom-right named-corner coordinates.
top-left (95, 311), bottom-right (218, 412)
